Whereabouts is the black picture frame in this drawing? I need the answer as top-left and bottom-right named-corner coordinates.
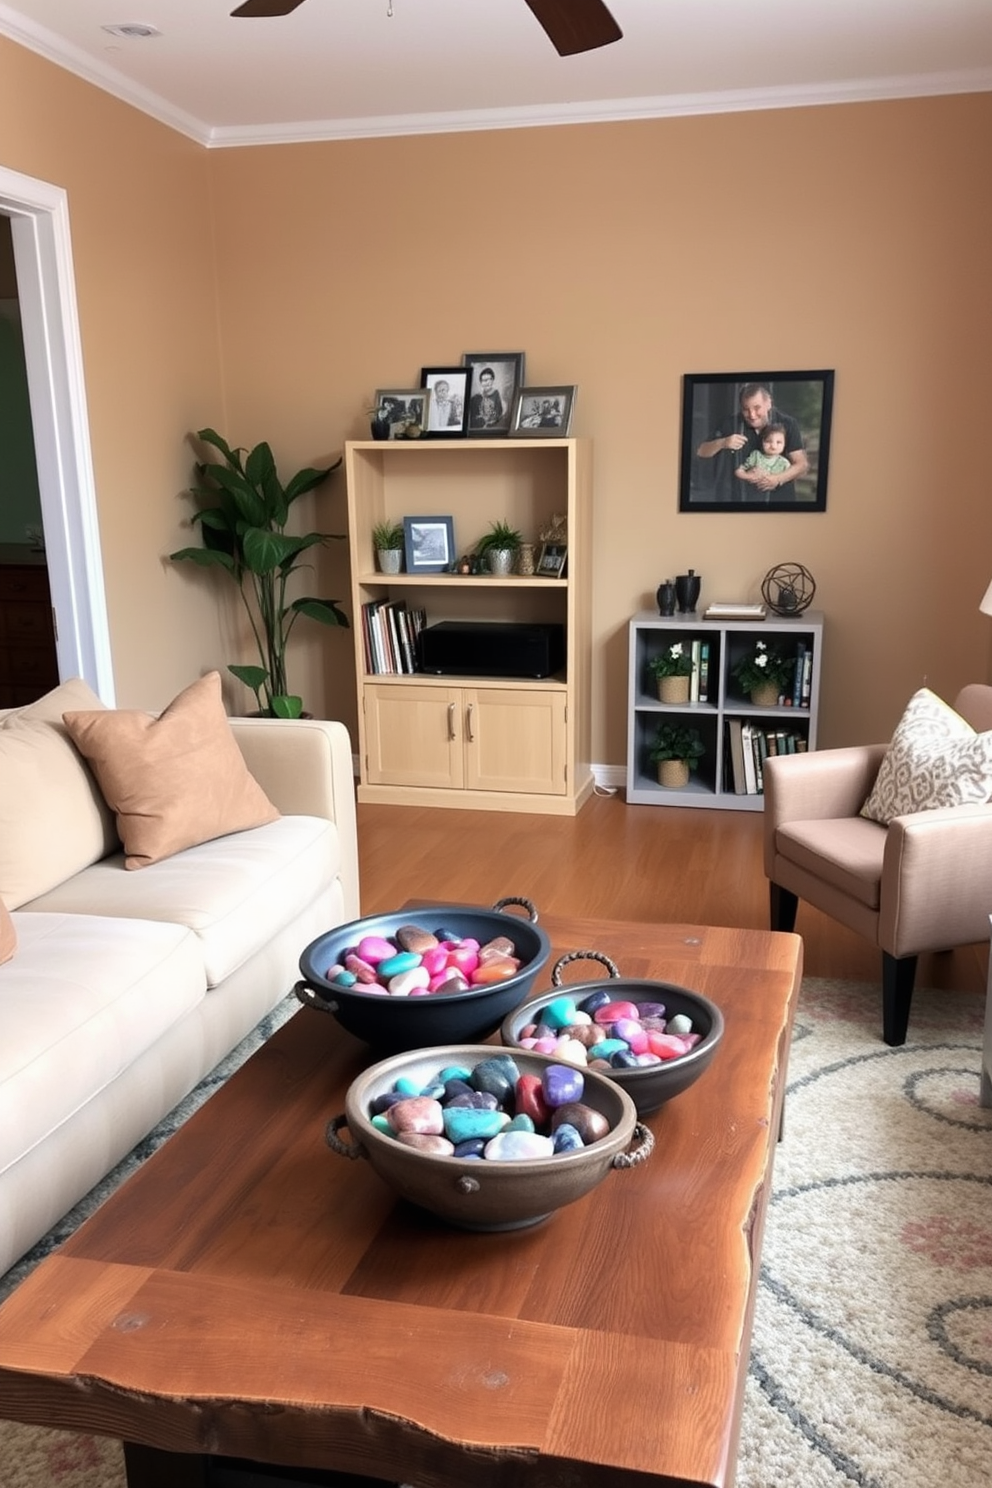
top-left (511, 385), bottom-right (576, 437)
top-left (462, 352), bottom-right (525, 437)
top-left (420, 366), bottom-right (469, 438)
top-left (374, 388), bottom-right (431, 439)
top-left (537, 542), bottom-right (567, 578)
top-left (679, 370), bottom-right (834, 512)
top-left (402, 515), bottom-right (455, 574)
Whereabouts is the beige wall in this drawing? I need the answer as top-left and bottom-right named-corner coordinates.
top-left (3, 31), bottom-right (991, 757)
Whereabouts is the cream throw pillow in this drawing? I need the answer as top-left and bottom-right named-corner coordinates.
top-left (0, 678), bottom-right (119, 909)
top-left (63, 671), bottom-right (280, 869)
top-left (0, 899), bottom-right (15, 965)
top-left (860, 687), bottom-right (992, 826)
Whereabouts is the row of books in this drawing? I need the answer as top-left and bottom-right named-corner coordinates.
top-left (687, 639), bottom-right (711, 703)
top-left (726, 719), bottom-right (808, 795)
top-left (361, 599), bottom-right (427, 675)
top-left (791, 642), bottom-right (814, 709)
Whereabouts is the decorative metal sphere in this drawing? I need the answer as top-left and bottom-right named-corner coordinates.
top-left (761, 562), bottom-right (816, 616)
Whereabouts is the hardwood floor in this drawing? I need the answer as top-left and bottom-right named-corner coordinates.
top-left (356, 791), bottom-right (988, 995)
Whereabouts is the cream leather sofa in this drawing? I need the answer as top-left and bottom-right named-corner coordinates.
top-left (0, 679), bottom-right (359, 1278)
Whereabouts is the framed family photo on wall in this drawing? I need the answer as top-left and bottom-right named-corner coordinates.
top-left (679, 370), bottom-right (835, 512)
top-left (420, 366), bottom-right (468, 437)
top-left (462, 352), bottom-right (525, 437)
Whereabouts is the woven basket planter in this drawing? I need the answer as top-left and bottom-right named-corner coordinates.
top-left (657, 674), bottom-right (691, 704)
top-left (657, 759), bottom-right (691, 789)
top-left (750, 682), bottom-right (780, 708)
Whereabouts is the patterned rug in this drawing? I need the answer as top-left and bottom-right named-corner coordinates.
top-left (0, 979), bottom-right (989, 1487)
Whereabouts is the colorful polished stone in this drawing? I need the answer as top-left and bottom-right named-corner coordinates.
top-left (542, 1064), bottom-right (585, 1106)
top-left (386, 1096), bottom-right (444, 1135)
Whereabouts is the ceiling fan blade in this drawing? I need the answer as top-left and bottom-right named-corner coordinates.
top-left (231, 0), bottom-right (308, 17)
top-left (524, 0), bottom-right (622, 56)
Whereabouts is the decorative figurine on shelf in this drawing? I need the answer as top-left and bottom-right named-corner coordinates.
top-left (539, 512), bottom-right (568, 545)
top-left (760, 562), bottom-right (816, 615)
top-left (674, 569), bottom-right (701, 613)
top-left (656, 580), bottom-right (677, 616)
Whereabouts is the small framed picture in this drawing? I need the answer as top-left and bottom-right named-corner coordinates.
top-left (537, 542), bottom-right (567, 578)
top-left (679, 370), bottom-right (835, 512)
top-left (462, 352), bottom-right (525, 437)
top-left (420, 366), bottom-right (469, 437)
top-left (511, 385), bottom-right (576, 437)
top-left (403, 515), bottom-right (455, 574)
top-left (374, 388), bottom-right (432, 439)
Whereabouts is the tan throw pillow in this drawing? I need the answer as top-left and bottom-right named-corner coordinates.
top-left (0, 899), bottom-right (15, 965)
top-left (860, 687), bottom-right (992, 826)
top-left (63, 672), bottom-right (280, 869)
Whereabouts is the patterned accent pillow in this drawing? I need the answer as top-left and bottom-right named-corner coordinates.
top-left (860, 687), bottom-right (992, 826)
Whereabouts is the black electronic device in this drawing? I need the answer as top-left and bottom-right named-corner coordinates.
top-left (417, 621), bottom-right (565, 679)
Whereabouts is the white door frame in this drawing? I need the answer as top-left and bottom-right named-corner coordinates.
top-left (0, 164), bottom-right (114, 703)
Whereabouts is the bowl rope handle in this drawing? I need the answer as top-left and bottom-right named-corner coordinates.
top-left (551, 949), bottom-right (621, 986)
top-left (492, 895), bottom-right (539, 922)
top-left (326, 1114), bottom-right (367, 1160)
top-left (294, 978), bottom-right (339, 1015)
top-left (612, 1121), bottom-right (654, 1169)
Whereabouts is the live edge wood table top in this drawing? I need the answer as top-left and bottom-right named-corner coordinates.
top-left (0, 915), bottom-right (802, 1488)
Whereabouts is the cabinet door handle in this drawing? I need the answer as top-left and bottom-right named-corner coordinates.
top-left (466, 703), bottom-right (475, 742)
top-left (447, 702), bottom-right (456, 741)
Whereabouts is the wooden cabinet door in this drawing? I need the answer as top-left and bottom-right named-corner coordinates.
top-left (364, 684), bottom-right (463, 788)
top-left (464, 688), bottom-right (567, 796)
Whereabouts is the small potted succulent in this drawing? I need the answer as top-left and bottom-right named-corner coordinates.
top-left (372, 519), bottom-right (405, 574)
top-left (648, 721), bottom-right (706, 789)
top-left (475, 519), bottom-right (523, 575)
top-left (647, 641), bottom-right (694, 703)
top-left (731, 639), bottom-right (794, 707)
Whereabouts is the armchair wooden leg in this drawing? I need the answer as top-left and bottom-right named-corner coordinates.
top-left (882, 952), bottom-right (917, 1046)
top-left (769, 883), bottom-right (799, 934)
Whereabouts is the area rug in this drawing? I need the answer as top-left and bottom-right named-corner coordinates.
top-left (0, 979), bottom-right (989, 1487)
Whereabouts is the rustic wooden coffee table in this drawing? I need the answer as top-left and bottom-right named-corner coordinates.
top-left (0, 914), bottom-right (801, 1488)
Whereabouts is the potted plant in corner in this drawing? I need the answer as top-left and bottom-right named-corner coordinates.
top-left (170, 427), bottom-right (349, 718)
top-left (475, 520), bottom-right (522, 575)
top-left (372, 520), bottom-right (405, 574)
top-left (649, 721), bottom-right (706, 789)
top-left (647, 642), bottom-right (694, 704)
top-left (731, 639), bottom-right (793, 708)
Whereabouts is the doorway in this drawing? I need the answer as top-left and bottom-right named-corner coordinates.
top-left (0, 164), bottom-right (114, 704)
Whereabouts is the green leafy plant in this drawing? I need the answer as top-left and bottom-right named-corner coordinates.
top-left (372, 520), bottom-right (404, 551)
top-left (648, 722), bottom-right (706, 769)
top-left (475, 520), bottom-right (523, 554)
top-left (170, 427), bottom-right (349, 718)
top-left (647, 641), bottom-right (694, 679)
top-left (731, 638), bottom-right (794, 694)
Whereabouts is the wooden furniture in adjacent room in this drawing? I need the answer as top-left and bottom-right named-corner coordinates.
top-left (345, 438), bottom-right (592, 814)
top-left (0, 545), bottom-right (58, 708)
top-left (0, 911), bottom-right (802, 1488)
top-left (626, 609), bottom-right (823, 809)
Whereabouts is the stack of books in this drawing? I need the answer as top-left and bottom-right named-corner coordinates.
top-left (726, 720), bottom-right (808, 795)
top-left (361, 599), bottom-right (427, 674)
top-left (703, 602), bottom-right (766, 621)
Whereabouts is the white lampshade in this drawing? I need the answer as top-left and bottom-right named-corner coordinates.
top-left (981, 579), bottom-right (992, 617)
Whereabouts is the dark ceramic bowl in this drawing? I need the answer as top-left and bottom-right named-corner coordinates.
top-left (500, 951), bottom-right (724, 1116)
top-left (327, 1043), bottom-right (650, 1231)
top-left (295, 899), bottom-right (551, 1053)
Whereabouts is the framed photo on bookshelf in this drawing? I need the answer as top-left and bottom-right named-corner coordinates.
top-left (679, 369), bottom-right (834, 513)
top-left (420, 366), bottom-right (469, 437)
top-left (374, 388), bottom-right (431, 439)
top-left (510, 385), bottom-right (576, 437)
top-left (462, 352), bottom-right (525, 436)
top-left (402, 515), bottom-right (455, 574)
top-left (537, 542), bottom-right (567, 578)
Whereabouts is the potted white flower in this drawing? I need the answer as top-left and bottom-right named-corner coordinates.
top-left (731, 639), bottom-right (794, 707)
top-left (647, 642), bottom-right (694, 703)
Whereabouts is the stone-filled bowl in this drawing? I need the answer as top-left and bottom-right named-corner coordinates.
top-left (327, 1043), bottom-right (651, 1231)
top-left (295, 899), bottom-right (551, 1053)
top-left (500, 951), bottom-right (724, 1116)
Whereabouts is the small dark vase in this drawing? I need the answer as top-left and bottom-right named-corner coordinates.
top-left (674, 569), bottom-right (701, 613)
top-left (370, 417), bottom-right (391, 442)
top-left (656, 581), bottom-right (677, 616)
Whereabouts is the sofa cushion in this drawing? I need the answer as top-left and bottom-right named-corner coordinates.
top-left (776, 816), bottom-right (887, 910)
top-left (0, 900), bottom-right (15, 965)
top-left (23, 815), bottom-right (338, 987)
top-left (860, 688), bottom-right (992, 826)
top-left (63, 671), bottom-right (279, 869)
top-left (0, 679), bottom-right (119, 909)
top-left (0, 912), bottom-right (206, 1178)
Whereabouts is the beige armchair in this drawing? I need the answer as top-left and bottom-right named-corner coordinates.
top-left (764, 684), bottom-right (992, 1046)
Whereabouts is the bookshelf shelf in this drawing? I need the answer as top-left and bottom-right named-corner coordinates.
top-left (625, 609), bottom-right (824, 810)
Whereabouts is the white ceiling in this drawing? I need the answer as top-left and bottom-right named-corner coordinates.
top-left (1, 0), bottom-right (990, 148)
